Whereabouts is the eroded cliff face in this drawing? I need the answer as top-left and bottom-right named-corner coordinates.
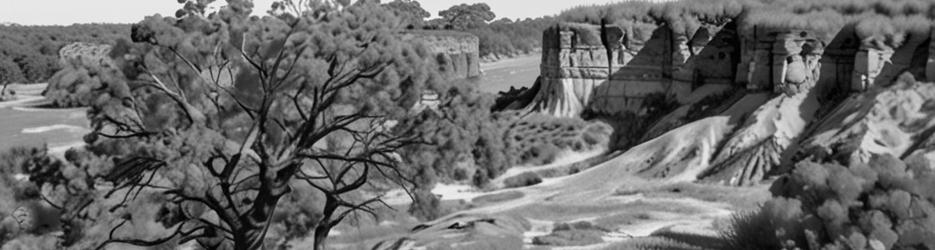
top-left (520, 21), bottom-right (935, 186)
top-left (402, 31), bottom-right (481, 79)
top-left (525, 22), bottom-right (741, 118)
top-left (528, 22), bottom-right (935, 117)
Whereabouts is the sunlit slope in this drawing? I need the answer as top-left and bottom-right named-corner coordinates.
top-left (798, 76), bottom-right (935, 164)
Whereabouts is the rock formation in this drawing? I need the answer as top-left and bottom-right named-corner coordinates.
top-left (402, 30), bottom-right (481, 79)
top-left (519, 20), bottom-right (935, 186)
top-left (524, 22), bottom-right (740, 118)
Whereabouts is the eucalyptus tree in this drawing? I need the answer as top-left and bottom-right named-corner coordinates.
top-left (74, 0), bottom-right (440, 249)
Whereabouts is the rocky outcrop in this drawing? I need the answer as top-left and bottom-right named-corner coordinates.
top-left (403, 31), bottom-right (481, 79)
top-left (525, 22), bottom-right (741, 119)
top-left (736, 28), bottom-right (827, 95)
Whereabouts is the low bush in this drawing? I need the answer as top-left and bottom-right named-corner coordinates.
top-left (532, 221), bottom-right (608, 247)
top-left (723, 154), bottom-right (935, 249)
top-left (502, 113), bottom-right (612, 167)
top-left (503, 172), bottom-right (542, 188)
top-left (0, 146), bottom-right (66, 247)
top-left (471, 190), bottom-right (524, 204)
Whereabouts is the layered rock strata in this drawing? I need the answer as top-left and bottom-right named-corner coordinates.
top-left (527, 22), bottom-right (740, 118)
top-left (402, 31), bottom-right (481, 79)
top-left (521, 21), bottom-right (935, 186)
top-left (527, 22), bottom-right (935, 117)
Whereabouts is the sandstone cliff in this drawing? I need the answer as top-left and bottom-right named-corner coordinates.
top-left (402, 30), bottom-right (481, 80)
top-left (518, 19), bottom-right (935, 186)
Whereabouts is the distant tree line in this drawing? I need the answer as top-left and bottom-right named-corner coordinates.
top-left (384, 0), bottom-right (555, 59)
top-left (0, 24), bottom-right (129, 84)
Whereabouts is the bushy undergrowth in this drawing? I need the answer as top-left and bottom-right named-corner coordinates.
top-left (0, 146), bottom-right (65, 247)
top-left (533, 221), bottom-right (608, 247)
top-left (723, 154), bottom-right (935, 249)
top-left (43, 46), bottom-right (131, 108)
top-left (501, 112), bottom-right (611, 167)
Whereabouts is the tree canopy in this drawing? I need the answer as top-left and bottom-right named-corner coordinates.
top-left (438, 3), bottom-right (496, 30)
top-left (14, 0), bottom-right (449, 249)
top-left (383, 0), bottom-right (431, 28)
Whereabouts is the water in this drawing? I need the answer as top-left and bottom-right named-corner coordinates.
top-left (475, 54), bottom-right (541, 94)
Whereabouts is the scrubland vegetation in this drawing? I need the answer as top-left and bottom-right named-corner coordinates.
top-left (724, 154), bottom-right (935, 249)
top-left (0, 24), bottom-right (129, 84)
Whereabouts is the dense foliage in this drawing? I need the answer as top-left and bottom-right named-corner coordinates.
top-left (0, 0), bottom-right (463, 249)
top-left (43, 42), bottom-right (131, 107)
top-left (398, 90), bottom-right (610, 219)
top-left (0, 24), bottom-right (129, 84)
top-left (724, 154), bottom-right (935, 249)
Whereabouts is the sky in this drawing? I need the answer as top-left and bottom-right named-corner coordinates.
top-left (0, 0), bottom-right (624, 26)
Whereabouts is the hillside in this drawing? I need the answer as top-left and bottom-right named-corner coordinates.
top-left (371, 1), bottom-right (935, 249)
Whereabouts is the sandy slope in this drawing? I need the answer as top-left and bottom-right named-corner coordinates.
top-left (799, 80), bottom-right (935, 163)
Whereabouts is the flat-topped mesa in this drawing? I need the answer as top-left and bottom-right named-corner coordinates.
top-left (401, 30), bottom-right (481, 79)
top-left (527, 22), bottom-right (740, 117)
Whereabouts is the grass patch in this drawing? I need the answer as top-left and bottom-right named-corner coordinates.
top-left (512, 200), bottom-right (702, 221)
top-left (471, 190), bottom-right (524, 204)
top-left (614, 182), bottom-right (769, 211)
top-left (600, 236), bottom-right (707, 250)
top-left (593, 212), bottom-right (654, 229)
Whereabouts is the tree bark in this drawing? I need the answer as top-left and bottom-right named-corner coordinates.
top-left (312, 224), bottom-right (332, 250)
top-left (313, 196), bottom-right (339, 250)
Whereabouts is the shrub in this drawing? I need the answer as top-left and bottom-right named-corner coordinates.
top-left (532, 221), bottom-right (608, 246)
top-left (0, 146), bottom-right (66, 246)
top-left (723, 154), bottom-right (935, 249)
top-left (503, 172), bottom-right (542, 188)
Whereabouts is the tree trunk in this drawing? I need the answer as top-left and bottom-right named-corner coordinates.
top-left (313, 224), bottom-right (332, 250)
top-left (313, 196), bottom-right (339, 250)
